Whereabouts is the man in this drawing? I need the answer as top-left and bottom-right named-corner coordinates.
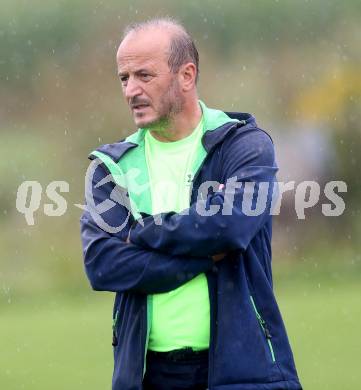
top-left (80, 18), bottom-right (302, 390)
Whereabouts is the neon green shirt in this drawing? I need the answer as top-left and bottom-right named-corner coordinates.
top-left (144, 115), bottom-right (210, 351)
top-left (90, 100), bottom-right (239, 354)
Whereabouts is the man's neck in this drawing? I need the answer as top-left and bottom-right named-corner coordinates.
top-left (149, 99), bottom-right (202, 142)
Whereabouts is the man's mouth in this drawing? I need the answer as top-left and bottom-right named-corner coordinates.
top-left (131, 103), bottom-right (150, 111)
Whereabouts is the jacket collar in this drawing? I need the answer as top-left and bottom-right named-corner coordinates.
top-left (202, 111), bottom-right (256, 152)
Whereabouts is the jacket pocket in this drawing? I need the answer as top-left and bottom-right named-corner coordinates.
top-left (112, 309), bottom-right (120, 347)
top-left (250, 295), bottom-right (276, 363)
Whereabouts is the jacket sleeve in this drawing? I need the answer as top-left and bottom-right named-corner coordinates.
top-left (80, 161), bottom-right (213, 294)
top-left (129, 129), bottom-right (278, 257)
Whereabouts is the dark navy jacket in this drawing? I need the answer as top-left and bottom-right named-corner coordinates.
top-left (80, 110), bottom-right (302, 390)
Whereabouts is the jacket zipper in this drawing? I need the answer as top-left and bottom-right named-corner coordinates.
top-left (112, 309), bottom-right (120, 347)
top-left (206, 272), bottom-right (217, 390)
top-left (250, 295), bottom-right (276, 362)
top-left (142, 295), bottom-right (152, 378)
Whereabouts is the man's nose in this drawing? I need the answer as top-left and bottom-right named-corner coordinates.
top-left (124, 78), bottom-right (142, 100)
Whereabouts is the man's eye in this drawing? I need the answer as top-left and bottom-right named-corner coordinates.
top-left (120, 76), bottom-right (128, 84)
top-left (140, 74), bottom-right (151, 81)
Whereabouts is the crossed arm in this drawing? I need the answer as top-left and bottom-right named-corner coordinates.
top-left (80, 129), bottom-right (277, 294)
top-left (80, 163), bottom-right (214, 295)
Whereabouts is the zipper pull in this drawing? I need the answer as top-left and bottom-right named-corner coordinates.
top-left (112, 331), bottom-right (118, 347)
top-left (264, 326), bottom-right (272, 339)
top-left (112, 310), bottom-right (119, 346)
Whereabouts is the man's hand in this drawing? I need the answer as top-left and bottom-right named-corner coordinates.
top-left (212, 253), bottom-right (226, 262)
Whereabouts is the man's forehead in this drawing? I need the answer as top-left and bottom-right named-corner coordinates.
top-left (117, 53), bottom-right (169, 76)
top-left (117, 50), bottom-right (166, 67)
top-left (117, 29), bottom-right (171, 66)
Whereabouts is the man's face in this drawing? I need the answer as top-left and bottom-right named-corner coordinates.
top-left (116, 29), bottom-right (184, 129)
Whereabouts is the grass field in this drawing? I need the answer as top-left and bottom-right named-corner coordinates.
top-left (1, 267), bottom-right (360, 390)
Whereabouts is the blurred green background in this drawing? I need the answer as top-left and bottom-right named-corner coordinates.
top-left (1, 1), bottom-right (360, 389)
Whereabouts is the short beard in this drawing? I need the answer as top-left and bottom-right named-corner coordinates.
top-left (147, 77), bottom-right (185, 133)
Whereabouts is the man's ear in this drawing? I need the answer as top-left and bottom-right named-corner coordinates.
top-left (179, 62), bottom-right (197, 92)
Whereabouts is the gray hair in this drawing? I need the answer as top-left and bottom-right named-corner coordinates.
top-left (122, 17), bottom-right (200, 83)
